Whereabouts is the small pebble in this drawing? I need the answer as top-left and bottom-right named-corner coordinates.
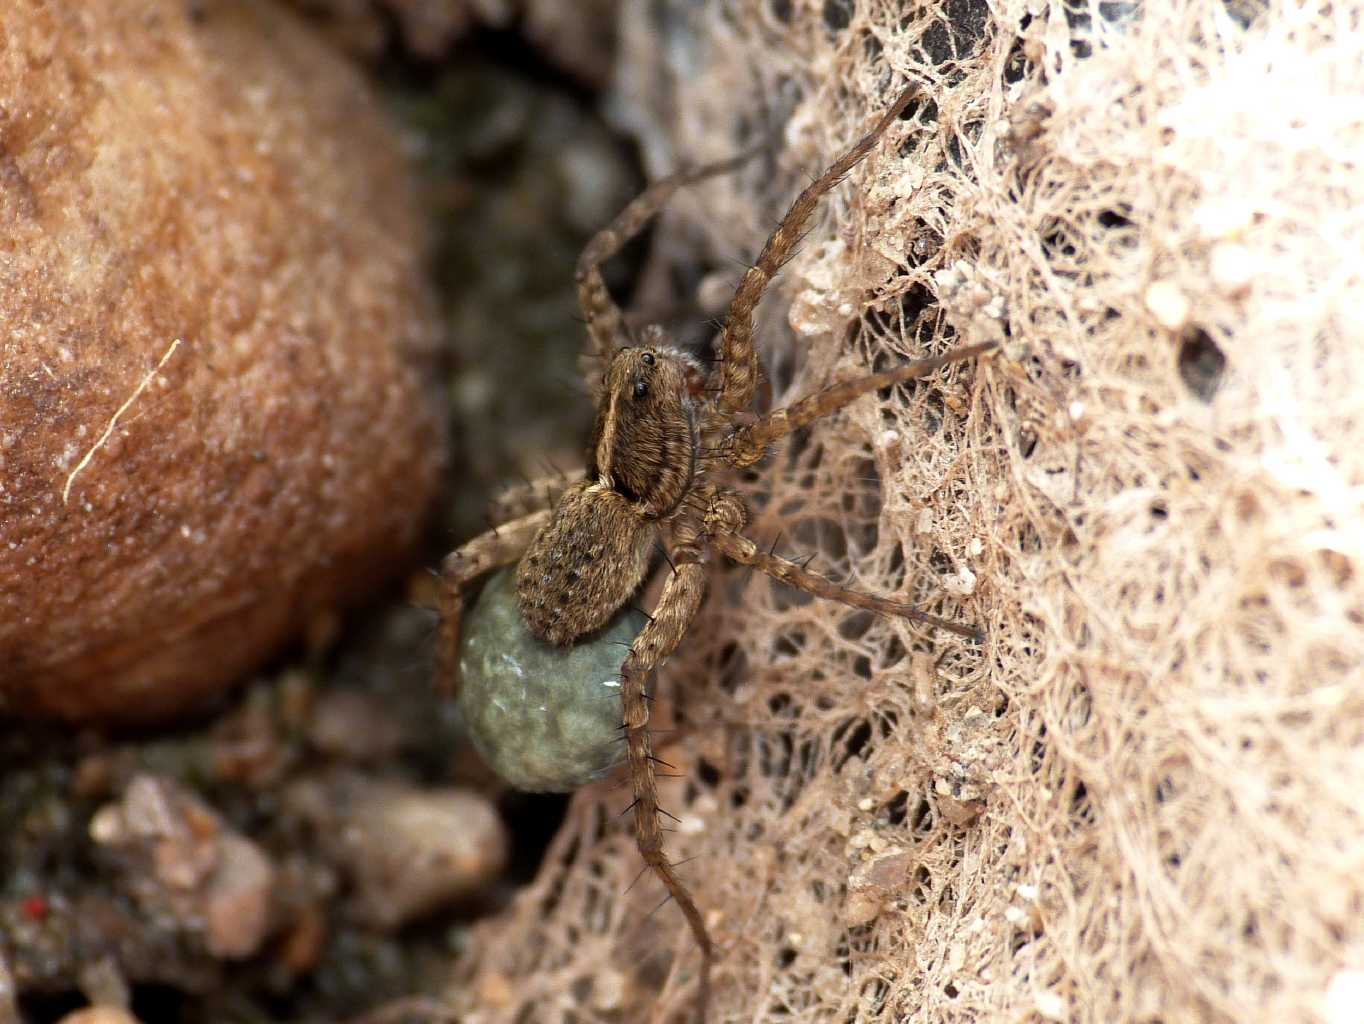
top-left (844, 849), bottom-right (913, 926)
top-left (287, 773), bottom-right (507, 930)
top-left (212, 703), bottom-right (291, 788)
top-left (277, 905), bottom-right (328, 975)
top-left (90, 775), bottom-right (277, 960)
top-left (56, 1010), bottom-right (142, 1024)
top-left (943, 566), bottom-right (977, 596)
top-left (936, 793), bottom-right (984, 826)
top-left (306, 689), bottom-right (406, 761)
top-left (1144, 280), bottom-right (1191, 330)
top-left (203, 835), bottom-right (276, 959)
top-left (0, 953), bottom-right (17, 1022)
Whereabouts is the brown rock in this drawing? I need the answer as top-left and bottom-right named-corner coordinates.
top-left (201, 834), bottom-right (276, 959)
top-left (287, 773), bottom-right (508, 929)
top-left (90, 775), bottom-right (278, 960)
top-left (844, 849), bottom-right (915, 927)
top-left (0, 952), bottom-right (17, 1024)
top-left (56, 1010), bottom-right (142, 1024)
top-left (276, 903), bottom-right (328, 975)
top-left (0, 1), bottom-right (443, 723)
top-left (305, 688), bottom-right (406, 762)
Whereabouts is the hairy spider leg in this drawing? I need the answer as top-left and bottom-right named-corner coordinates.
top-left (436, 508), bottom-right (553, 695)
top-left (618, 531), bottom-right (713, 1021)
top-left (710, 526), bottom-right (982, 641)
top-left (721, 340), bottom-right (998, 467)
top-left (575, 152), bottom-right (757, 383)
top-left (712, 84), bottom-right (919, 416)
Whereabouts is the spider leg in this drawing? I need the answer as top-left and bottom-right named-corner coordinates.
top-left (619, 549), bottom-right (713, 1020)
top-left (712, 84), bottom-right (918, 416)
top-left (436, 508), bottom-right (553, 695)
top-left (722, 340), bottom-right (996, 467)
top-left (487, 470), bottom-right (578, 523)
top-left (576, 152), bottom-right (756, 383)
top-left (705, 493), bottom-right (981, 640)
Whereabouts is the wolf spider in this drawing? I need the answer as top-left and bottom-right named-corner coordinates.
top-left (439, 84), bottom-right (993, 1019)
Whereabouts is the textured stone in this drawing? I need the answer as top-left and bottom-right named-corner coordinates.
top-left (0, 0), bottom-right (443, 723)
top-left (285, 772), bottom-right (507, 930)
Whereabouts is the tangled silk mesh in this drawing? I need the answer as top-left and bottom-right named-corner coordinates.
top-left (449, 0), bottom-right (1364, 1020)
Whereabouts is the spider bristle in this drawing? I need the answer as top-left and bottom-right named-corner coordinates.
top-left (723, 254), bottom-right (761, 274)
top-left (644, 892), bottom-right (676, 924)
top-left (775, 229), bottom-right (816, 269)
top-left (624, 861), bottom-right (652, 895)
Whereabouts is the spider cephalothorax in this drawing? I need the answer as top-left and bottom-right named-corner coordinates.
top-left (439, 84), bottom-right (994, 1021)
top-left (587, 333), bottom-right (705, 518)
top-left (516, 333), bottom-right (706, 645)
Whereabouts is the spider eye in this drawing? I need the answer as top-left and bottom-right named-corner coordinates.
top-left (641, 352), bottom-right (655, 366)
top-left (633, 378), bottom-right (649, 400)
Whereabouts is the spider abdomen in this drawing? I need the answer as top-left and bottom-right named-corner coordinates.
top-left (516, 480), bottom-right (654, 645)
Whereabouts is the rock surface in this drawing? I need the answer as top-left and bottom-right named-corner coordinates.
top-left (286, 772), bottom-right (507, 930)
top-left (89, 775), bottom-right (278, 961)
top-left (0, 0), bottom-right (443, 723)
top-left (56, 1010), bottom-right (143, 1024)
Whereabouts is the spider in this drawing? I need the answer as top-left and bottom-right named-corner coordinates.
top-left (438, 84), bottom-right (994, 1020)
